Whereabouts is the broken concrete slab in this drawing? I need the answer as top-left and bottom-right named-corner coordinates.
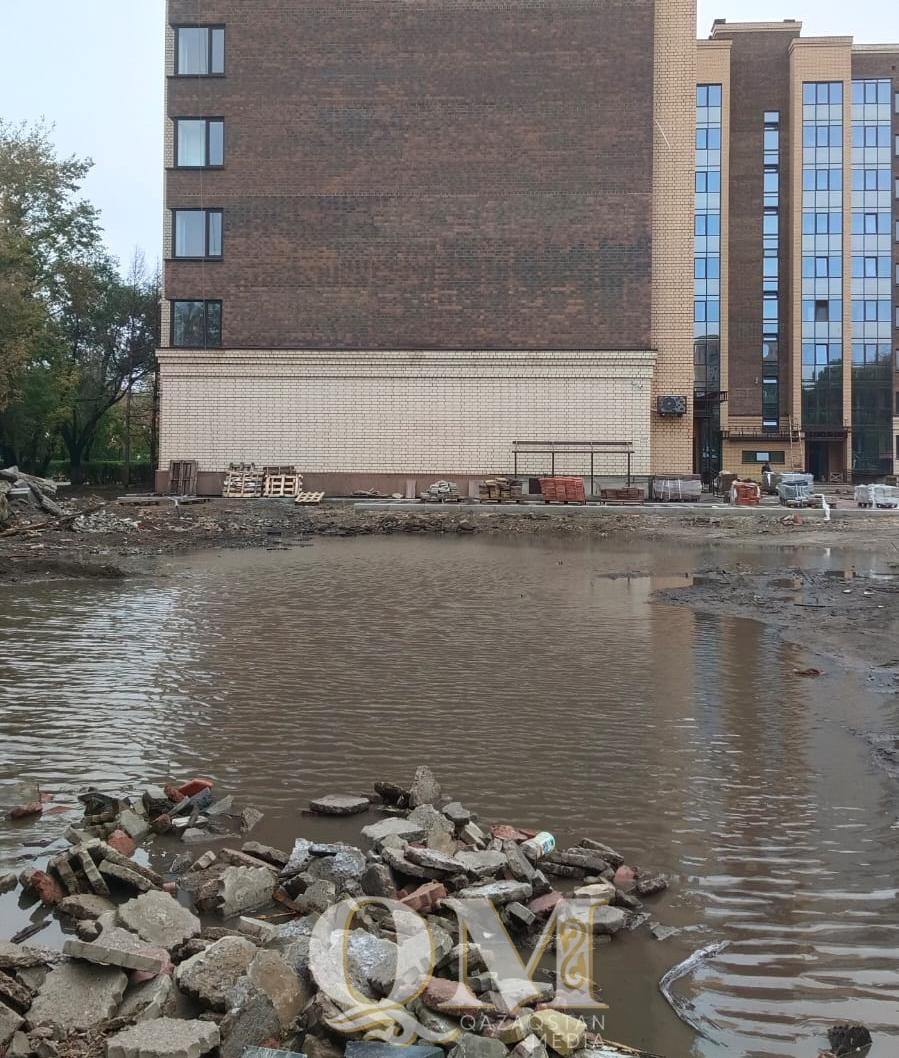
top-left (0, 1000), bottom-right (23, 1047)
top-left (405, 847), bottom-right (461, 874)
top-left (118, 808), bottom-right (150, 842)
top-left (306, 848), bottom-right (367, 885)
top-left (0, 944), bottom-right (57, 970)
top-left (28, 962), bottom-right (128, 1031)
top-left (0, 873), bottom-right (18, 895)
top-left (408, 804), bottom-right (454, 839)
top-left (73, 847), bottom-right (111, 897)
top-left (105, 1017), bottom-right (220, 1058)
top-left (217, 985), bottom-right (281, 1058)
top-left (361, 818), bottom-right (426, 844)
top-left (0, 970), bottom-right (32, 1014)
top-left (447, 1033), bottom-right (509, 1058)
top-left (58, 894), bottom-right (117, 921)
top-left (309, 794), bottom-right (370, 817)
top-left (63, 927), bottom-right (167, 974)
top-left (510, 1035), bottom-right (549, 1058)
top-left (99, 859), bottom-right (157, 892)
top-left (282, 838), bottom-right (314, 876)
top-left (247, 948), bottom-right (307, 1028)
top-left (527, 1011), bottom-right (586, 1056)
top-left (409, 766), bottom-right (441, 808)
top-left (116, 974), bottom-right (175, 1022)
top-left (242, 842), bottom-right (289, 869)
top-left (218, 866), bottom-right (276, 918)
top-left (454, 850), bottom-right (508, 878)
top-left (456, 880), bottom-right (532, 905)
top-left (360, 863), bottom-right (396, 899)
top-left (175, 936), bottom-right (258, 1012)
top-left (240, 807), bottom-right (265, 833)
top-left (578, 839), bottom-right (625, 869)
top-left (442, 802), bottom-right (472, 826)
top-left (590, 906), bottom-right (627, 935)
top-left (346, 1045), bottom-right (443, 1058)
top-left (117, 890), bottom-right (201, 951)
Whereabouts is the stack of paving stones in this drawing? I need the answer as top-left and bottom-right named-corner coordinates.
top-left (0, 767), bottom-right (670, 1058)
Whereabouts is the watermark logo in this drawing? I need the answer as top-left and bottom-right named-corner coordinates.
top-left (309, 895), bottom-right (610, 1045)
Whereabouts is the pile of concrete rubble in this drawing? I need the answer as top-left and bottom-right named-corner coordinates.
top-left (0, 767), bottom-right (669, 1058)
top-left (0, 468), bottom-right (67, 529)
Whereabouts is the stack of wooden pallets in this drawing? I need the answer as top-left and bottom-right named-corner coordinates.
top-left (222, 464), bottom-right (265, 498)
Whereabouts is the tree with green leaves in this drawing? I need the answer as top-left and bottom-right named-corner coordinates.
top-left (0, 120), bottom-right (159, 480)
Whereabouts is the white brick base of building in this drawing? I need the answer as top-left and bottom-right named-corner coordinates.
top-left (157, 348), bottom-right (670, 492)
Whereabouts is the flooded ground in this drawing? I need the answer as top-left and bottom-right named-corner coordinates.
top-left (1, 535), bottom-right (898, 1057)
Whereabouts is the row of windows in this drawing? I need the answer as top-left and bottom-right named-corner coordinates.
top-left (851, 125), bottom-right (892, 149)
top-left (852, 80), bottom-right (892, 106)
top-left (802, 168), bottom-right (842, 191)
top-left (803, 82), bottom-right (843, 105)
top-left (802, 212), bottom-right (842, 235)
top-left (803, 124), bottom-right (842, 148)
top-left (171, 27), bottom-right (226, 346)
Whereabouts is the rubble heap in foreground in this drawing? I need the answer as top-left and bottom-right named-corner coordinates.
top-left (1, 766), bottom-right (670, 1058)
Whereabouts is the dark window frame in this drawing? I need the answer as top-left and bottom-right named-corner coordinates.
top-left (173, 25), bottom-right (226, 77)
top-left (173, 118), bottom-right (225, 169)
top-left (171, 208), bottom-right (224, 260)
top-left (170, 300), bottom-right (223, 349)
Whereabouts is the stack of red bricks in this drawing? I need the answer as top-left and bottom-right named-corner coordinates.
top-left (539, 477), bottom-right (587, 504)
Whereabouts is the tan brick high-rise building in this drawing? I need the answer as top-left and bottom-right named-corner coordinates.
top-left (694, 21), bottom-right (899, 484)
top-left (157, 0), bottom-right (697, 494)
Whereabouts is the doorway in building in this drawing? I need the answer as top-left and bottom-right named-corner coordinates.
top-left (806, 442), bottom-right (828, 482)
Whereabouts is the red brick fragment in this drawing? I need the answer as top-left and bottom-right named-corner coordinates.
top-left (399, 881), bottom-right (447, 914)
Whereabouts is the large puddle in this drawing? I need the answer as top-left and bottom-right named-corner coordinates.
top-left (2, 536), bottom-right (898, 1057)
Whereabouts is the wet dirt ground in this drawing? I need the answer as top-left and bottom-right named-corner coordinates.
top-left (2, 531), bottom-right (899, 1057)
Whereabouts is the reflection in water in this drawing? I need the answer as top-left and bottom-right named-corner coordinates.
top-left (1, 536), bottom-right (898, 1058)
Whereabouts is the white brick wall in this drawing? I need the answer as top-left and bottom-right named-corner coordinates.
top-left (157, 348), bottom-right (658, 475)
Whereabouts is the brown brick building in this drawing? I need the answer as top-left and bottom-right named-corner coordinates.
top-left (695, 22), bottom-right (899, 483)
top-left (158, 0), bottom-right (696, 494)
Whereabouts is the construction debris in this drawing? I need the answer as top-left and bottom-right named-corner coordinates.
top-left (0, 765), bottom-right (670, 1058)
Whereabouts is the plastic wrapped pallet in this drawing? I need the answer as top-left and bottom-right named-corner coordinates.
top-left (652, 477), bottom-right (702, 502)
top-left (776, 473), bottom-right (813, 503)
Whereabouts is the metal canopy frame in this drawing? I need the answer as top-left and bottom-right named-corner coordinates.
top-left (512, 440), bottom-right (635, 492)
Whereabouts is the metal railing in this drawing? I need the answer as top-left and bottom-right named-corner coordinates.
top-left (511, 440), bottom-right (635, 491)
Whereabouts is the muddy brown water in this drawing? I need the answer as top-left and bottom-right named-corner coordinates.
top-left (2, 536), bottom-right (899, 1058)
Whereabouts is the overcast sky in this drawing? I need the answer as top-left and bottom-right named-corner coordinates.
top-left (1, 1), bottom-right (897, 271)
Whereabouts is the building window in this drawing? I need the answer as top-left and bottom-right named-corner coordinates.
top-left (174, 119), bottom-right (224, 168)
top-left (171, 300), bottom-right (222, 348)
top-left (742, 451), bottom-right (786, 465)
top-left (175, 26), bottom-right (225, 76)
top-left (173, 209), bottom-right (223, 259)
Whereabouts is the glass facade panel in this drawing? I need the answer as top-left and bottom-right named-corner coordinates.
top-left (694, 85), bottom-right (723, 483)
top-left (851, 80), bottom-right (894, 477)
top-left (802, 83), bottom-right (844, 430)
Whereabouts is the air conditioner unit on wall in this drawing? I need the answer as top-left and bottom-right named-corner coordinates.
top-left (657, 395), bottom-right (688, 417)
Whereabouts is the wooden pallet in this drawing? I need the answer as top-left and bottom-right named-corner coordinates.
top-left (264, 474), bottom-right (303, 498)
top-left (295, 491), bottom-right (325, 506)
top-left (263, 465), bottom-right (297, 477)
top-left (223, 472), bottom-right (264, 498)
top-left (168, 460), bottom-right (198, 497)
